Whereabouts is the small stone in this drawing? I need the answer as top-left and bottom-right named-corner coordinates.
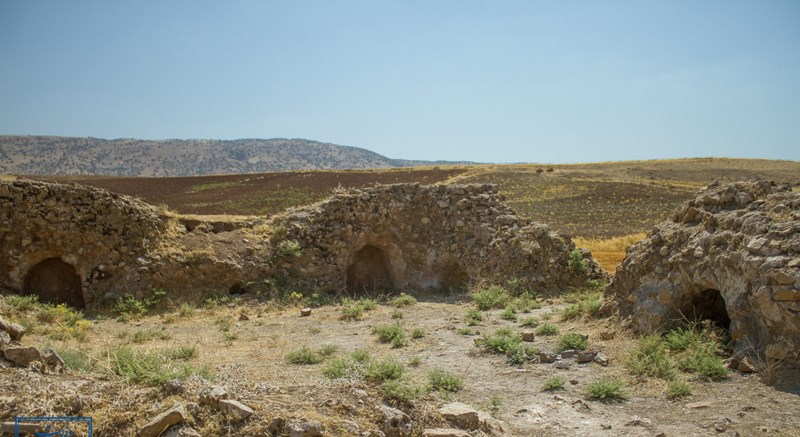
top-left (238, 313), bottom-right (249, 321)
top-left (570, 379), bottom-right (579, 385)
top-left (380, 405), bottom-right (412, 437)
top-left (593, 352), bottom-right (609, 366)
top-left (560, 350), bottom-right (577, 359)
top-left (199, 386), bottom-right (229, 406)
top-left (554, 361), bottom-right (571, 370)
top-left (421, 217), bottom-right (431, 224)
top-left (601, 424), bottom-right (612, 430)
top-left (788, 258), bottom-right (800, 268)
top-left (0, 331), bottom-right (10, 348)
top-left (41, 348), bottom-right (65, 368)
top-left (538, 352), bottom-right (557, 364)
top-left (737, 357), bottom-right (757, 373)
top-left (2, 346), bottom-right (41, 367)
top-left (439, 402), bottom-right (480, 430)
top-left (162, 425), bottom-right (202, 437)
top-left (725, 357), bottom-right (740, 370)
top-left (659, 246), bottom-right (670, 256)
top-left (218, 399), bottom-right (254, 422)
top-left (772, 290), bottom-right (800, 301)
top-left (163, 379), bottom-right (184, 395)
top-left (0, 317), bottom-right (26, 341)
top-left (138, 404), bottom-right (187, 437)
top-left (686, 401), bottom-right (712, 409)
top-left (300, 307), bottom-right (312, 317)
top-left (521, 331), bottom-right (535, 342)
top-left (576, 351), bottom-right (596, 363)
top-left (773, 272), bottom-right (796, 285)
top-left (624, 416), bottom-right (653, 427)
top-left (286, 419), bottom-right (323, 437)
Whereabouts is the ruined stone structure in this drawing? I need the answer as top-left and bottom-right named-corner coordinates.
top-left (607, 180), bottom-right (800, 363)
top-left (1, 179), bottom-right (604, 308)
top-left (0, 180), bottom-right (167, 307)
top-left (275, 183), bottom-right (606, 293)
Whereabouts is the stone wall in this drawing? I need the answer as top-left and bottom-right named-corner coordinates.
top-left (0, 180), bottom-right (167, 306)
top-left (606, 180), bottom-right (800, 363)
top-left (274, 183), bottom-right (606, 294)
top-left (1, 179), bottom-right (606, 308)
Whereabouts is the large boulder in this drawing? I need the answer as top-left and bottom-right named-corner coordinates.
top-left (606, 180), bottom-right (800, 363)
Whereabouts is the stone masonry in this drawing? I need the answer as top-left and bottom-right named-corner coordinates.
top-left (606, 180), bottom-right (800, 363)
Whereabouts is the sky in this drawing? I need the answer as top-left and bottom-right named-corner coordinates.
top-left (1, 1), bottom-right (798, 163)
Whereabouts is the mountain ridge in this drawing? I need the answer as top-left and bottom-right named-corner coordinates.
top-left (0, 135), bottom-right (474, 176)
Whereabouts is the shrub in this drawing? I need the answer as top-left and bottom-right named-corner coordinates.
top-left (318, 344), bottom-right (338, 357)
top-left (428, 368), bottom-right (463, 392)
top-left (322, 358), bottom-right (352, 379)
top-left (561, 304), bottom-right (582, 321)
top-left (514, 296), bottom-right (542, 312)
top-left (535, 322), bottom-right (559, 336)
top-left (109, 346), bottom-right (210, 386)
top-left (500, 307), bottom-right (518, 321)
top-left (626, 335), bottom-right (676, 380)
top-left (666, 380), bottom-right (692, 399)
top-left (113, 289), bottom-right (166, 320)
top-left (466, 309), bottom-right (483, 326)
top-left (163, 345), bottom-right (197, 361)
top-left (582, 297), bottom-right (602, 317)
top-left (57, 348), bottom-right (93, 372)
top-left (568, 249), bottom-right (588, 275)
top-left (365, 358), bottom-right (405, 383)
top-left (586, 378), bottom-right (626, 401)
top-left (558, 333), bottom-right (588, 351)
top-left (678, 350), bottom-right (729, 381)
top-left (391, 310), bottom-right (404, 320)
top-left (472, 285), bottom-right (511, 310)
top-left (382, 380), bottom-right (423, 402)
top-left (411, 328), bottom-right (426, 339)
top-left (287, 346), bottom-right (323, 365)
top-left (372, 323), bottom-right (408, 348)
top-left (458, 327), bottom-right (476, 336)
top-left (4, 294), bottom-right (39, 311)
top-left (351, 349), bottom-right (371, 363)
top-left (388, 293), bottom-right (417, 307)
top-left (131, 329), bottom-right (171, 344)
top-left (542, 376), bottom-right (566, 391)
top-left (476, 327), bottom-right (522, 355)
top-left (275, 240), bottom-right (302, 259)
top-left (340, 298), bottom-right (377, 321)
top-left (519, 316), bottom-right (539, 328)
top-left (408, 355), bottom-right (422, 367)
top-left (178, 303), bottom-right (195, 317)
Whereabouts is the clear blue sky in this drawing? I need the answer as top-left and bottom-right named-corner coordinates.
top-left (1, 1), bottom-right (798, 163)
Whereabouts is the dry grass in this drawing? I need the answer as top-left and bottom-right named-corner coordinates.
top-left (574, 233), bottom-right (646, 273)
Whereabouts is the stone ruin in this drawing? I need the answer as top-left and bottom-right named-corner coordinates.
top-left (606, 180), bottom-right (800, 363)
top-left (274, 183), bottom-right (606, 294)
top-left (0, 179), bottom-right (605, 308)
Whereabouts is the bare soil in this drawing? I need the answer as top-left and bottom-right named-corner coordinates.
top-left (2, 296), bottom-right (798, 436)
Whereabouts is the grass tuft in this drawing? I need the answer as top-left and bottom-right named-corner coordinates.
top-left (557, 332), bottom-right (588, 351)
top-left (542, 376), bottom-right (566, 391)
top-left (427, 368), bottom-right (463, 392)
top-left (586, 378), bottom-right (626, 401)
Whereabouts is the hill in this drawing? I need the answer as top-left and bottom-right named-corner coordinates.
top-left (0, 135), bottom-right (471, 176)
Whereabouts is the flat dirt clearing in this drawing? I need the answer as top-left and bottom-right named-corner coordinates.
top-left (3, 296), bottom-right (798, 436)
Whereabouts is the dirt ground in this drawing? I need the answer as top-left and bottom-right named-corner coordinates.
top-left (2, 295), bottom-right (798, 436)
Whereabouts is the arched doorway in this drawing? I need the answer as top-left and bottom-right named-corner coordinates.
top-left (685, 289), bottom-right (730, 330)
top-left (346, 245), bottom-right (393, 293)
top-left (23, 258), bottom-right (84, 308)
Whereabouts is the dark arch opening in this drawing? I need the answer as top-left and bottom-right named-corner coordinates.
top-left (346, 245), bottom-right (393, 293)
top-left (23, 258), bottom-right (84, 308)
top-left (437, 260), bottom-right (468, 292)
top-left (686, 289), bottom-right (731, 330)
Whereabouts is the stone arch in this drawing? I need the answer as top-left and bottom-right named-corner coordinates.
top-left (23, 257), bottom-right (84, 308)
top-left (346, 245), bottom-right (394, 293)
top-left (681, 288), bottom-right (731, 330)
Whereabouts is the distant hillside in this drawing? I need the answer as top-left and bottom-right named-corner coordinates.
top-left (0, 136), bottom-right (471, 176)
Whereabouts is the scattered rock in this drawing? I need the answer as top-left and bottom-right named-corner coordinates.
top-left (576, 350), bottom-right (596, 363)
top-left (380, 405), bottom-right (412, 437)
top-left (286, 419), bottom-right (323, 437)
top-left (625, 416), bottom-right (653, 427)
top-left (218, 399), bottom-right (254, 422)
top-left (163, 379), bottom-right (184, 395)
top-left (163, 424), bottom-right (202, 437)
top-left (2, 346), bottom-right (41, 367)
top-left (300, 307), bottom-right (312, 317)
top-left (238, 313), bottom-right (249, 321)
top-left (554, 361), bottom-right (571, 370)
top-left (560, 349), bottom-right (577, 359)
top-left (41, 348), bottom-right (65, 369)
top-left (0, 318), bottom-right (26, 341)
top-left (0, 330), bottom-right (11, 348)
top-left (521, 331), bottom-right (535, 342)
top-left (686, 401), bottom-right (712, 409)
top-left (737, 356), bottom-right (758, 373)
top-left (138, 404), bottom-right (187, 437)
top-left (538, 352), bottom-right (557, 363)
top-left (593, 352), bottom-right (609, 366)
top-left (440, 402), bottom-right (480, 430)
top-left (199, 385), bottom-right (229, 406)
